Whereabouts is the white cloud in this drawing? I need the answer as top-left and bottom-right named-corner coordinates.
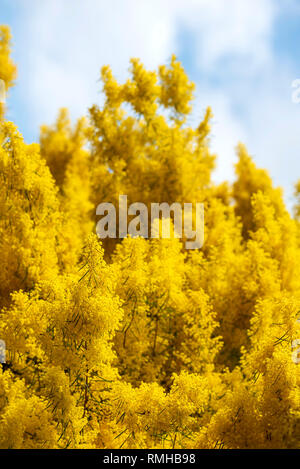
top-left (186, 89), bottom-right (247, 184)
top-left (242, 68), bottom-right (300, 208)
top-left (7, 0), bottom-right (300, 209)
top-left (178, 0), bottom-right (275, 71)
top-left (13, 0), bottom-right (276, 125)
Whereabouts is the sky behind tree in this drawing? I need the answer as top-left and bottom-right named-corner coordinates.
top-left (1, 0), bottom-right (300, 208)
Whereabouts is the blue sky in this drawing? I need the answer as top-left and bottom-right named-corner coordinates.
top-left (1, 0), bottom-right (300, 209)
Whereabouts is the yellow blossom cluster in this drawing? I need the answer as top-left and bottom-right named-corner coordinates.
top-left (0, 26), bottom-right (299, 449)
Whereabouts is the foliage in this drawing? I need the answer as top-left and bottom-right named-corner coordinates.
top-left (0, 26), bottom-right (299, 449)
